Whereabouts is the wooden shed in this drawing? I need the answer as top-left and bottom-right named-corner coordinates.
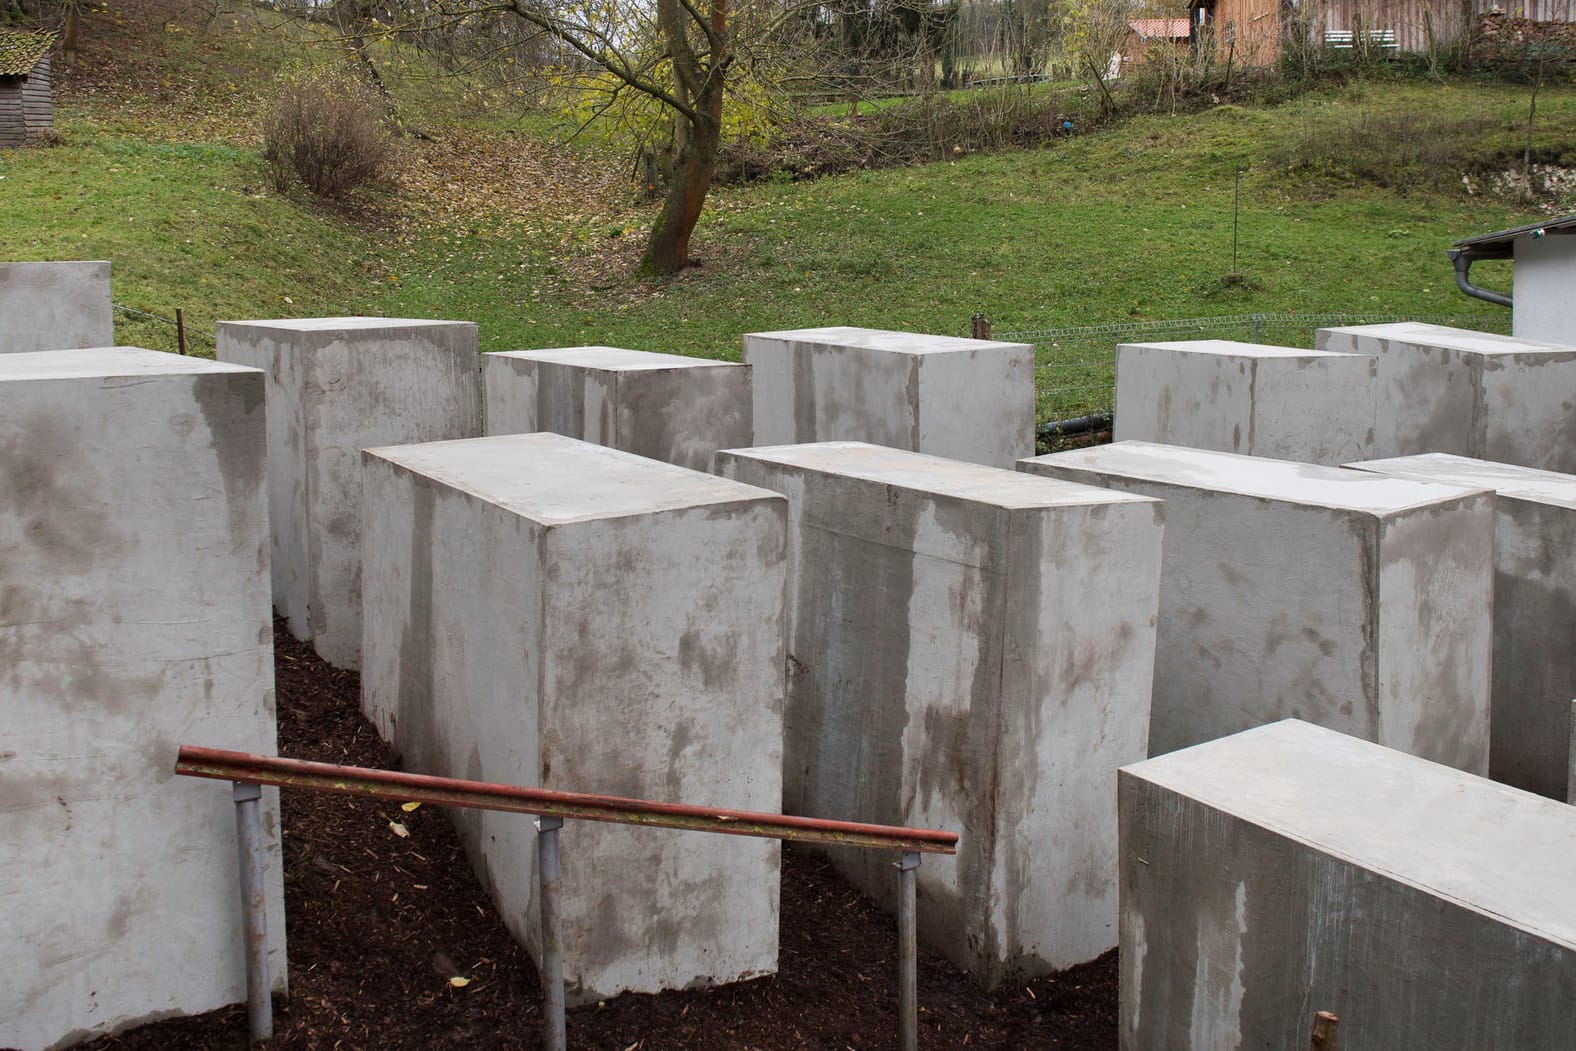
top-left (0, 30), bottom-right (57, 147)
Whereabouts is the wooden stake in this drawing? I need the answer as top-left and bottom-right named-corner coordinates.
top-left (1310, 1010), bottom-right (1339, 1051)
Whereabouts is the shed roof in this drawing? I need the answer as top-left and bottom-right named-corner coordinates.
top-left (0, 29), bottom-right (55, 77)
top-left (1128, 18), bottom-right (1191, 39)
top-left (1453, 213), bottom-right (1576, 260)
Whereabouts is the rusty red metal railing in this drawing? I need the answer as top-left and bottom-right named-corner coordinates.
top-left (176, 745), bottom-right (958, 1051)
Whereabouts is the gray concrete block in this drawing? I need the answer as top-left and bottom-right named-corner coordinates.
top-left (0, 260), bottom-right (113, 352)
top-left (1347, 453), bottom-right (1576, 800)
top-left (714, 441), bottom-right (1164, 984)
top-left (216, 317), bottom-right (481, 669)
top-left (742, 327), bottom-right (1035, 467)
top-left (1315, 321), bottom-right (1576, 473)
top-left (0, 348), bottom-right (284, 1049)
top-left (1120, 719), bottom-right (1576, 1050)
top-left (1020, 441), bottom-right (1493, 771)
top-left (482, 346), bottom-right (751, 471)
top-left (1569, 700), bottom-right (1576, 806)
top-left (361, 433), bottom-right (787, 1004)
top-left (1114, 340), bottom-right (1376, 465)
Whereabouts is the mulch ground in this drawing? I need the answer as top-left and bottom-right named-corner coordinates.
top-left (81, 622), bottom-right (1118, 1050)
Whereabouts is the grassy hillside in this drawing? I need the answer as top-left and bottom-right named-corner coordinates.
top-left (4, 0), bottom-right (1572, 415)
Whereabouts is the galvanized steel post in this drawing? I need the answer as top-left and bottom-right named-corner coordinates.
top-left (897, 850), bottom-right (922, 1051)
top-left (537, 815), bottom-right (567, 1051)
top-left (233, 780), bottom-right (272, 1044)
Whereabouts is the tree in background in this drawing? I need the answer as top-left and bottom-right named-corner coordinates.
top-left (1057, 0), bottom-right (1137, 112)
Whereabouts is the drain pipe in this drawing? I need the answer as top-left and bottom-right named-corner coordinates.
top-left (1447, 249), bottom-right (1513, 309)
top-left (1038, 412), bottom-right (1113, 440)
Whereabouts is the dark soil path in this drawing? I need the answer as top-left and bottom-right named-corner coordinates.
top-left (83, 623), bottom-right (1118, 1050)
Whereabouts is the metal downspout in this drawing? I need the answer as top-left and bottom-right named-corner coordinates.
top-left (1447, 249), bottom-right (1513, 309)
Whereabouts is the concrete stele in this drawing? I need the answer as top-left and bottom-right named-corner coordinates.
top-left (216, 316), bottom-right (481, 669)
top-left (1120, 719), bottom-right (1576, 1050)
top-left (482, 346), bottom-right (751, 471)
top-left (360, 433), bottom-right (787, 1004)
top-left (1113, 340), bottom-right (1377, 465)
top-left (742, 326), bottom-right (1035, 468)
top-left (1347, 452), bottom-right (1576, 800)
top-left (714, 441), bottom-right (1164, 984)
top-left (1315, 321), bottom-right (1576, 474)
top-left (0, 348), bottom-right (285, 1050)
top-left (0, 260), bottom-right (113, 352)
top-left (1019, 441), bottom-right (1494, 771)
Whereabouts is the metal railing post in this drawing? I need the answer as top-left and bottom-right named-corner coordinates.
top-left (537, 815), bottom-right (567, 1051)
top-left (897, 850), bottom-right (922, 1051)
top-left (232, 781), bottom-right (272, 1044)
top-left (179, 747), bottom-right (959, 1050)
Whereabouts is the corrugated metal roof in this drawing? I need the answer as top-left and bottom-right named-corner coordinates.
top-left (0, 30), bottom-right (55, 77)
top-left (1128, 18), bottom-right (1191, 39)
top-left (1454, 213), bottom-right (1576, 253)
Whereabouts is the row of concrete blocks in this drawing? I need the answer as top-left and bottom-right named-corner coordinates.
top-left (1116, 322), bottom-right (1576, 472)
top-left (7, 331), bottom-right (1574, 1047)
top-left (0, 319), bottom-right (1032, 1047)
top-left (355, 428), bottom-right (1576, 1046)
top-left (365, 430), bottom-right (1576, 1045)
top-left (215, 318), bottom-right (1036, 671)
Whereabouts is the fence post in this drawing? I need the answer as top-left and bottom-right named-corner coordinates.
top-left (1309, 1009), bottom-right (1339, 1050)
top-left (232, 781), bottom-right (272, 1044)
top-left (176, 308), bottom-right (188, 355)
top-left (897, 850), bottom-right (922, 1051)
top-left (537, 816), bottom-right (567, 1051)
top-left (970, 313), bottom-right (992, 340)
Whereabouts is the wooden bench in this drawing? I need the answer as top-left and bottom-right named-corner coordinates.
top-left (1325, 27), bottom-right (1398, 49)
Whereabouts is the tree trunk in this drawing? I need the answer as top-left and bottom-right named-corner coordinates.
top-left (637, 113), bottom-right (720, 276)
top-left (636, 0), bottom-right (727, 278)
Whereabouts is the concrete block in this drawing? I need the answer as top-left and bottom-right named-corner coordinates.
top-left (1020, 441), bottom-right (1493, 771)
top-left (714, 441), bottom-right (1164, 983)
top-left (217, 317), bottom-right (481, 669)
top-left (742, 327), bottom-right (1035, 467)
top-left (1569, 701), bottom-right (1576, 806)
top-left (0, 348), bottom-right (284, 1049)
top-left (1113, 340), bottom-right (1376, 465)
top-left (1347, 453), bottom-right (1576, 800)
top-left (0, 260), bottom-right (113, 352)
top-left (361, 433), bottom-right (786, 1003)
top-left (1120, 719), bottom-right (1576, 1050)
top-left (1315, 321), bottom-right (1576, 474)
top-left (482, 346), bottom-right (751, 470)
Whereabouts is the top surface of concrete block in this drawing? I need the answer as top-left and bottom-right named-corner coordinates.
top-left (1121, 339), bottom-right (1365, 360)
top-left (367, 432), bottom-right (780, 524)
top-left (730, 441), bottom-right (1158, 510)
top-left (218, 316), bottom-right (475, 335)
top-left (1319, 321), bottom-right (1573, 357)
top-left (1348, 452), bottom-right (1576, 510)
top-left (1032, 441), bottom-right (1485, 514)
top-left (0, 346), bottom-right (258, 380)
top-left (492, 346), bottom-right (738, 371)
top-left (747, 326), bottom-right (1030, 356)
top-left (1125, 719), bottom-right (1576, 947)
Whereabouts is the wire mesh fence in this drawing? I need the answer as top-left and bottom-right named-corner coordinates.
top-left (112, 302), bottom-right (216, 357)
top-left (994, 311), bottom-right (1515, 425)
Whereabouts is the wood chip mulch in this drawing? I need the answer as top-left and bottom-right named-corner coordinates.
top-left (81, 621), bottom-right (1118, 1050)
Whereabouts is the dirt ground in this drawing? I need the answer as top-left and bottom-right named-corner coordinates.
top-left (81, 623), bottom-right (1118, 1050)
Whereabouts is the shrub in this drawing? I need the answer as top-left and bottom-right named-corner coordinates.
top-left (1267, 106), bottom-right (1496, 194)
top-left (263, 70), bottom-right (393, 201)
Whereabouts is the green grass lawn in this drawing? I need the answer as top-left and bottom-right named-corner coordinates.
top-left (4, 37), bottom-right (1566, 421)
